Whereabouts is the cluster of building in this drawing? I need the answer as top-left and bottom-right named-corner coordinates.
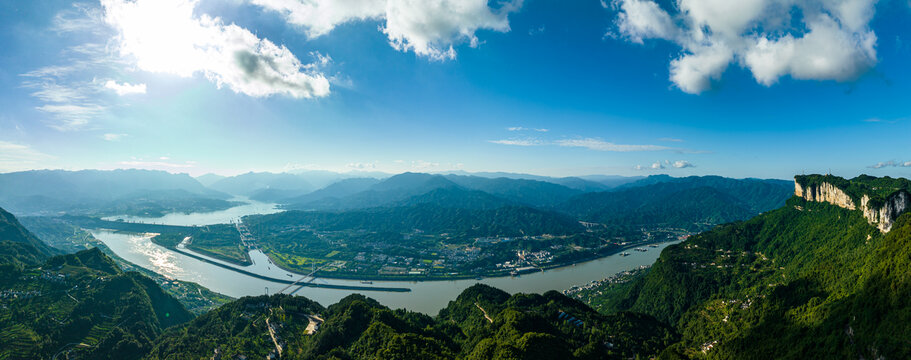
top-left (562, 265), bottom-right (651, 297)
top-left (0, 289), bottom-right (41, 299)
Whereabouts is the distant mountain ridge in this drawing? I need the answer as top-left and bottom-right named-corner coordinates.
top-left (208, 171), bottom-right (315, 197)
top-left (0, 169), bottom-right (231, 216)
top-left (557, 176), bottom-right (793, 230)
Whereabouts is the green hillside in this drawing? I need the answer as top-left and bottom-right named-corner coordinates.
top-left (0, 207), bottom-right (195, 359)
top-left (146, 284), bottom-right (677, 359)
top-left (0, 248), bottom-right (194, 359)
top-left (573, 174), bottom-right (911, 359)
top-left (557, 177), bottom-right (792, 231)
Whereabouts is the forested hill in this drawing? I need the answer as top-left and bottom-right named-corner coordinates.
top-left (246, 202), bottom-right (585, 238)
top-left (577, 174), bottom-right (911, 359)
top-left (146, 284), bottom-right (677, 359)
top-left (0, 206), bottom-right (194, 359)
top-left (0, 207), bottom-right (57, 266)
top-left (557, 176), bottom-right (792, 231)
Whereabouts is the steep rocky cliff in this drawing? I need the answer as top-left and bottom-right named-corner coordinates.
top-left (794, 181), bottom-right (856, 210)
top-left (860, 191), bottom-right (910, 232)
top-left (794, 175), bottom-right (910, 232)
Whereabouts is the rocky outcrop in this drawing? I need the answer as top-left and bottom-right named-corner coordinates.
top-left (794, 181), bottom-right (856, 210)
top-left (795, 180), bottom-right (910, 233)
top-left (861, 192), bottom-right (910, 233)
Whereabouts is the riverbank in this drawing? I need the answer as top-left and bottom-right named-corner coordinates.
top-left (249, 239), bottom-right (677, 282)
top-left (90, 229), bottom-right (675, 314)
top-left (167, 245), bottom-right (411, 292)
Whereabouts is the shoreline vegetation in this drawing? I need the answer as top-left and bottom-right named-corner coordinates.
top-left (256, 238), bottom-right (678, 282)
top-left (137, 223), bottom-right (678, 283)
top-left (62, 215), bottom-right (689, 282)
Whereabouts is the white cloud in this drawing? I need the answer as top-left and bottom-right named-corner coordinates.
top-left (103, 133), bottom-right (128, 141)
top-left (250, 0), bottom-right (385, 38)
top-left (635, 159), bottom-right (694, 170)
top-left (614, 0), bottom-right (678, 44)
top-left (0, 141), bottom-right (55, 172)
top-left (251, 0), bottom-right (522, 60)
top-left (411, 160), bottom-right (440, 170)
top-left (507, 126), bottom-right (549, 132)
top-left (555, 138), bottom-right (673, 152)
top-left (101, 0), bottom-right (330, 98)
top-left (673, 160), bottom-right (694, 168)
top-left (104, 80), bottom-right (147, 95)
top-left (488, 139), bottom-right (545, 146)
top-left (35, 104), bottom-right (105, 131)
top-left (869, 160), bottom-right (911, 169)
top-left (610, 0), bottom-right (879, 93)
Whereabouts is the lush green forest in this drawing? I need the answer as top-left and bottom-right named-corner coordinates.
top-left (0, 207), bottom-right (195, 360)
top-left (2, 174), bottom-right (910, 359)
top-left (147, 284), bottom-right (677, 360)
top-left (18, 216), bottom-right (232, 315)
top-left (1, 205), bottom-right (677, 359)
top-left (796, 174), bottom-right (911, 207)
top-left (557, 176), bottom-right (793, 231)
top-left (573, 175), bottom-right (911, 359)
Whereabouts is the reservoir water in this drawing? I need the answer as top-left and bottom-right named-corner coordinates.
top-left (101, 197), bottom-right (282, 226)
top-left (93, 200), bottom-right (676, 314)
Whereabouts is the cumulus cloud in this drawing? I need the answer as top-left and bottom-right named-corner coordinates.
top-left (104, 80), bottom-right (146, 95)
top-left (555, 138), bottom-right (673, 152)
top-left (673, 160), bottom-right (694, 168)
top-left (251, 0), bottom-right (522, 60)
top-left (634, 159), bottom-right (695, 170)
top-left (614, 0), bottom-right (678, 43)
top-left (101, 0), bottom-right (330, 98)
top-left (609, 0), bottom-right (879, 93)
top-left (869, 160), bottom-right (911, 169)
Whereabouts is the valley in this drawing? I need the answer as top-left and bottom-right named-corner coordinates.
top-left (1, 170), bottom-right (907, 359)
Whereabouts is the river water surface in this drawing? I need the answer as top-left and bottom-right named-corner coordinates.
top-left (93, 200), bottom-right (676, 314)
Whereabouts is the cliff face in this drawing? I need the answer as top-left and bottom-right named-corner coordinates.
top-left (794, 181), bottom-right (856, 210)
top-left (795, 180), bottom-right (910, 233)
top-left (861, 192), bottom-right (910, 233)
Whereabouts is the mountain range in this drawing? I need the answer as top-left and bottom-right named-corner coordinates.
top-left (0, 174), bottom-right (909, 359)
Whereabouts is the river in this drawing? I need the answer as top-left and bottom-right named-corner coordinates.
top-left (93, 200), bottom-right (676, 314)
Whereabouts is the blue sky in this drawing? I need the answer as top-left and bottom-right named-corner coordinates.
top-left (0, 0), bottom-right (909, 180)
